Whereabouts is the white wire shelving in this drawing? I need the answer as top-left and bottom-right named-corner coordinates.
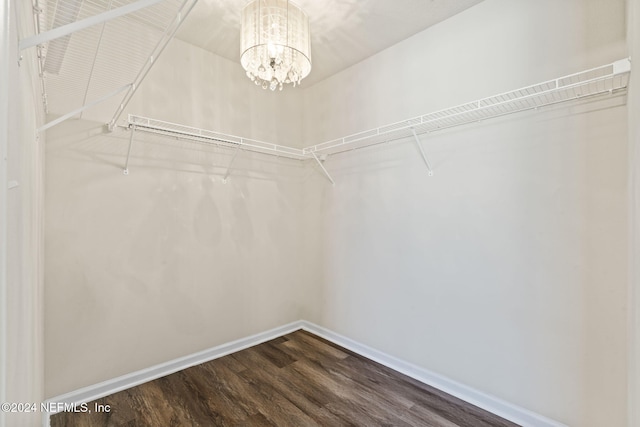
top-left (303, 58), bottom-right (632, 157)
top-left (123, 58), bottom-right (631, 182)
top-left (24, 0), bottom-right (197, 132)
top-left (127, 115), bottom-right (307, 160)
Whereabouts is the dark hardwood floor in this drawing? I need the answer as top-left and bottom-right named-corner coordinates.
top-left (50, 330), bottom-right (519, 426)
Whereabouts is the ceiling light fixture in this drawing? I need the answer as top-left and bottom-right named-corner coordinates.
top-left (240, 0), bottom-right (311, 91)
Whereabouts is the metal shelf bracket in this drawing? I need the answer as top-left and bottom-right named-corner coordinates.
top-left (410, 128), bottom-right (433, 176)
top-left (123, 125), bottom-right (136, 175)
top-left (222, 145), bottom-right (242, 183)
top-left (39, 84), bottom-right (131, 132)
top-left (311, 151), bottom-right (335, 185)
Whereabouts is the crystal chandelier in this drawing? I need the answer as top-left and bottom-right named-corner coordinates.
top-left (240, 0), bottom-right (312, 91)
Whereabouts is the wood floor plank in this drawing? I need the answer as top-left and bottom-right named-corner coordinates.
top-left (181, 365), bottom-right (254, 424)
top-left (193, 361), bottom-right (266, 422)
top-left (232, 350), bottom-right (345, 425)
top-left (408, 403), bottom-right (469, 427)
top-left (234, 364), bottom-right (322, 426)
top-left (50, 330), bottom-right (520, 427)
top-left (238, 371), bottom-right (339, 426)
top-left (140, 378), bottom-right (200, 426)
top-left (286, 340), bottom-right (415, 411)
top-left (243, 411), bottom-right (276, 426)
top-left (288, 356), bottom-right (425, 426)
top-left (278, 336), bottom-right (347, 372)
top-left (236, 344), bottom-right (345, 420)
top-left (253, 341), bottom-right (298, 368)
top-left (335, 351), bottom-right (512, 427)
top-left (215, 352), bottom-right (249, 373)
top-left (287, 330), bottom-right (350, 360)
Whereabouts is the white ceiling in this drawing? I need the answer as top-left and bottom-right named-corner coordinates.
top-left (176, 0), bottom-right (485, 86)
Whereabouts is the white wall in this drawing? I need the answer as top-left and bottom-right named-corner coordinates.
top-left (2, 1), bottom-right (46, 426)
top-left (302, 1), bottom-right (628, 426)
top-left (44, 38), bottom-right (311, 397)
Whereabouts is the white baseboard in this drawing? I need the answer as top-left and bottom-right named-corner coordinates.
top-left (44, 319), bottom-right (565, 427)
top-left (299, 321), bottom-right (567, 427)
top-left (43, 320), bottom-right (305, 426)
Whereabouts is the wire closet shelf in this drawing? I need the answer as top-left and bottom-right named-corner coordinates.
top-left (304, 58), bottom-right (631, 156)
top-left (127, 115), bottom-right (308, 160)
top-left (29, 0), bottom-right (197, 132)
top-left (126, 58), bottom-right (631, 163)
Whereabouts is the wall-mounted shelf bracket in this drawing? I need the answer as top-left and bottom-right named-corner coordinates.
top-left (39, 84), bottom-right (131, 132)
top-left (311, 151), bottom-right (334, 186)
top-left (410, 128), bottom-right (433, 176)
top-left (123, 125), bottom-right (136, 175)
top-left (222, 145), bottom-right (242, 183)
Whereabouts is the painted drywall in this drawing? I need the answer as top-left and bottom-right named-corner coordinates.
top-left (301, 1), bottom-right (628, 426)
top-left (627, 0), bottom-right (640, 424)
top-left (3, 0), bottom-right (46, 426)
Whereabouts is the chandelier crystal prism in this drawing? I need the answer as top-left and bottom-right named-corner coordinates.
top-left (240, 0), bottom-right (312, 91)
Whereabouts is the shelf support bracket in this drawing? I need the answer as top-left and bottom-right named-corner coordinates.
top-left (410, 128), bottom-right (433, 176)
top-left (123, 125), bottom-right (135, 175)
top-left (222, 145), bottom-right (241, 183)
top-left (311, 151), bottom-right (335, 186)
top-left (38, 83), bottom-right (131, 132)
